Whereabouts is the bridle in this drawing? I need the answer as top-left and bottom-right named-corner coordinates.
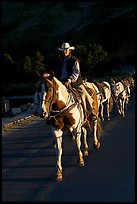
top-left (38, 78), bottom-right (77, 120)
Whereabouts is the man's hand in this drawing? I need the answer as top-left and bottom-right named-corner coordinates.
top-left (64, 81), bottom-right (71, 88)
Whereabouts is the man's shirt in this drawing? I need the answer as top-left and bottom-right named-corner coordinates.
top-left (59, 57), bottom-right (80, 83)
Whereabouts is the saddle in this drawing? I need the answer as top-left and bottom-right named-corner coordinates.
top-left (68, 85), bottom-right (82, 104)
top-left (68, 84), bottom-right (95, 126)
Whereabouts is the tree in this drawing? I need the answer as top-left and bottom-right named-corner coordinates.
top-left (75, 43), bottom-right (108, 65)
top-left (22, 51), bottom-right (46, 77)
top-left (75, 43), bottom-right (109, 78)
top-left (23, 56), bottom-right (32, 73)
top-left (3, 53), bottom-right (14, 64)
top-left (33, 51), bottom-right (46, 76)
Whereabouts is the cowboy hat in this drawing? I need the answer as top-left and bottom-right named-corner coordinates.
top-left (57, 42), bottom-right (75, 51)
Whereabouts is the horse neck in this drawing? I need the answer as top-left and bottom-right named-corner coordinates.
top-left (53, 77), bottom-right (70, 109)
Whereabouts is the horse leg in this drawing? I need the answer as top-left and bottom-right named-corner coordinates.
top-left (119, 99), bottom-right (123, 116)
top-left (125, 97), bottom-right (129, 110)
top-left (93, 119), bottom-right (100, 149)
top-left (117, 100), bottom-right (121, 115)
top-left (52, 128), bottom-right (63, 181)
top-left (82, 127), bottom-right (89, 156)
top-left (100, 102), bottom-right (104, 121)
top-left (75, 129), bottom-right (84, 167)
top-left (106, 99), bottom-right (110, 120)
top-left (122, 98), bottom-right (125, 117)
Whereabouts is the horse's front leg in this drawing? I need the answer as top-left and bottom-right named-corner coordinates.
top-left (51, 128), bottom-right (63, 182)
top-left (93, 119), bottom-right (100, 149)
top-left (82, 127), bottom-right (89, 156)
top-left (74, 128), bottom-right (84, 167)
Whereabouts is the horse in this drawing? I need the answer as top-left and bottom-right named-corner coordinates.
top-left (83, 80), bottom-right (114, 121)
top-left (122, 75), bottom-right (135, 99)
top-left (110, 79), bottom-right (128, 117)
top-left (33, 71), bottom-right (103, 181)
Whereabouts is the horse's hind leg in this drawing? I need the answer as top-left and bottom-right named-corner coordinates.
top-left (75, 130), bottom-right (84, 167)
top-left (82, 127), bottom-right (89, 156)
top-left (93, 119), bottom-right (100, 149)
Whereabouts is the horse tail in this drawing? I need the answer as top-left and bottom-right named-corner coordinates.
top-left (97, 118), bottom-right (104, 138)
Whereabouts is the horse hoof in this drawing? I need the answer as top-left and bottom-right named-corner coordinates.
top-left (56, 168), bottom-right (63, 181)
top-left (56, 176), bottom-right (63, 182)
top-left (79, 162), bottom-right (84, 167)
top-left (56, 173), bottom-right (63, 182)
top-left (83, 148), bottom-right (89, 156)
top-left (84, 151), bottom-right (88, 157)
top-left (93, 141), bottom-right (100, 149)
top-left (77, 158), bottom-right (84, 167)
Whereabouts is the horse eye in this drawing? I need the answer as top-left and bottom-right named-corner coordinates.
top-left (48, 88), bottom-right (52, 92)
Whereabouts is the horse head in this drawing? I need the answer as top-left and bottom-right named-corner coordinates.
top-left (33, 71), bottom-right (70, 119)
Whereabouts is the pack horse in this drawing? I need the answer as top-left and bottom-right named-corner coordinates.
top-left (33, 72), bottom-right (103, 181)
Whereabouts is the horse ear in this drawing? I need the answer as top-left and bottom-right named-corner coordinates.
top-left (49, 71), bottom-right (54, 80)
top-left (41, 71), bottom-right (54, 86)
top-left (46, 78), bottom-right (52, 86)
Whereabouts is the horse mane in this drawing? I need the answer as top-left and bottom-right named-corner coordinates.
top-left (53, 77), bottom-right (69, 95)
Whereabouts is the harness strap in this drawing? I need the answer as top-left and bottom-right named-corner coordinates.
top-left (48, 103), bottom-right (76, 119)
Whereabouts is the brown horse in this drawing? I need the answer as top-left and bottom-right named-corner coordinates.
top-left (83, 80), bottom-right (114, 121)
top-left (33, 71), bottom-right (103, 181)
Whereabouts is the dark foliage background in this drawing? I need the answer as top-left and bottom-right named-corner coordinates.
top-left (2, 1), bottom-right (135, 95)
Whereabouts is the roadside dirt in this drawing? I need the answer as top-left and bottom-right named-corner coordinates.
top-left (2, 115), bottom-right (40, 133)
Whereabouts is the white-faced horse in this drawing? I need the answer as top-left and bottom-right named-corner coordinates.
top-left (110, 79), bottom-right (128, 117)
top-left (33, 72), bottom-right (103, 181)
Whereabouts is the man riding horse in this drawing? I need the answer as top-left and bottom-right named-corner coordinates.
top-left (55, 42), bottom-right (97, 121)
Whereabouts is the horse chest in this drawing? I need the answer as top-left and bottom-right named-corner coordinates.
top-left (46, 112), bottom-right (76, 131)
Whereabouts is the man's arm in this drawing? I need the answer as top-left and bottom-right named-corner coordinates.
top-left (68, 60), bottom-right (80, 83)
